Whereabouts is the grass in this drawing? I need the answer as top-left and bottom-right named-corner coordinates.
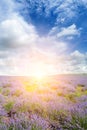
top-left (0, 87), bottom-right (2, 93)
top-left (3, 84), bottom-right (11, 88)
top-left (13, 89), bottom-right (22, 97)
top-left (77, 84), bottom-right (85, 88)
top-left (62, 84), bottom-right (87, 102)
top-left (31, 124), bottom-right (42, 130)
top-left (63, 115), bottom-right (87, 130)
top-left (2, 89), bottom-right (10, 96)
top-left (65, 93), bottom-right (76, 102)
top-left (4, 100), bottom-right (14, 112)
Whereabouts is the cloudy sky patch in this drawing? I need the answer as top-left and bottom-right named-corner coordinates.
top-left (0, 0), bottom-right (87, 75)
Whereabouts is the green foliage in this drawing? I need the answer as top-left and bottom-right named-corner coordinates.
top-left (65, 84), bottom-right (87, 102)
top-left (84, 90), bottom-right (87, 95)
top-left (77, 84), bottom-right (85, 88)
top-left (30, 103), bottom-right (47, 118)
top-left (0, 87), bottom-right (2, 93)
top-left (15, 100), bottom-right (30, 113)
top-left (13, 89), bottom-right (22, 97)
top-left (48, 109), bottom-right (67, 122)
top-left (76, 84), bottom-right (87, 97)
top-left (8, 126), bottom-right (14, 130)
top-left (31, 124), bottom-right (42, 130)
top-left (3, 89), bottom-right (10, 96)
top-left (58, 92), bottom-right (65, 97)
top-left (63, 115), bottom-right (87, 130)
top-left (3, 83), bottom-right (11, 88)
top-left (4, 101), bottom-right (14, 112)
top-left (65, 93), bottom-right (76, 102)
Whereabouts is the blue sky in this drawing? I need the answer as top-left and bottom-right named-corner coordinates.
top-left (0, 0), bottom-right (87, 75)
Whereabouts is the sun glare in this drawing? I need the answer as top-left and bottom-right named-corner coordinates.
top-left (33, 70), bottom-right (46, 80)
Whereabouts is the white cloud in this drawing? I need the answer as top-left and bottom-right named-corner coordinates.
top-left (57, 24), bottom-right (80, 38)
top-left (1, 48), bottom-right (87, 75)
top-left (0, 0), bottom-right (87, 75)
top-left (49, 24), bottom-right (81, 40)
top-left (63, 50), bottom-right (87, 73)
top-left (0, 6), bottom-right (68, 75)
top-left (0, 14), bottom-right (38, 48)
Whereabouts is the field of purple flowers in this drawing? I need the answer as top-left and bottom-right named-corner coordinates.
top-left (0, 75), bottom-right (87, 130)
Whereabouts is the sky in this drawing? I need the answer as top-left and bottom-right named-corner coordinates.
top-left (0, 0), bottom-right (87, 75)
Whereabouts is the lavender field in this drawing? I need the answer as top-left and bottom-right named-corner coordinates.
top-left (0, 75), bottom-right (87, 130)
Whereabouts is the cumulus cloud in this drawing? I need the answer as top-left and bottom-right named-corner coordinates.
top-left (57, 24), bottom-right (80, 37)
top-left (0, 0), bottom-right (68, 75)
top-left (0, 14), bottom-right (38, 49)
top-left (62, 50), bottom-right (87, 73)
top-left (51, 50), bottom-right (87, 74)
top-left (49, 24), bottom-right (81, 39)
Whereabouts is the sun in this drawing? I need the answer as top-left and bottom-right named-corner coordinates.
top-left (32, 70), bottom-right (46, 80)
